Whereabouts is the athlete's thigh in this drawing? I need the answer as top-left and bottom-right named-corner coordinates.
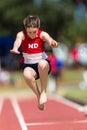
top-left (23, 67), bottom-right (37, 79)
top-left (38, 59), bottom-right (50, 72)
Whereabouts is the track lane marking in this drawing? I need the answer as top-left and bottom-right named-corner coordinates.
top-left (26, 121), bottom-right (57, 126)
top-left (11, 97), bottom-right (28, 130)
top-left (26, 119), bottom-right (87, 126)
top-left (0, 98), bottom-right (4, 114)
top-left (25, 95), bottom-right (87, 127)
top-left (48, 95), bottom-right (84, 112)
top-left (10, 95), bottom-right (86, 128)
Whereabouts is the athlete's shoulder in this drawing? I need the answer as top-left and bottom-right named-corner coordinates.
top-left (16, 31), bottom-right (24, 40)
top-left (17, 31), bottom-right (24, 37)
top-left (38, 29), bottom-right (43, 36)
top-left (39, 30), bottom-right (48, 39)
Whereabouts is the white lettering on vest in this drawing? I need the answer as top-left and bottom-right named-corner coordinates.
top-left (28, 43), bottom-right (38, 48)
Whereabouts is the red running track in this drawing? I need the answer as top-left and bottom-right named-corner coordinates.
top-left (0, 95), bottom-right (87, 130)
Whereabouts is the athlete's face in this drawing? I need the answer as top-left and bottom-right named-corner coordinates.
top-left (26, 27), bottom-right (38, 39)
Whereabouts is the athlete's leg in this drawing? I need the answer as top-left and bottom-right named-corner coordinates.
top-left (38, 59), bottom-right (49, 105)
top-left (23, 67), bottom-right (40, 100)
top-left (23, 67), bottom-right (44, 110)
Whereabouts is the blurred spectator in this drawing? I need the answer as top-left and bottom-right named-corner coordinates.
top-left (47, 49), bottom-right (64, 93)
top-left (79, 70), bottom-right (87, 89)
top-left (70, 47), bottom-right (79, 65)
top-left (69, 43), bottom-right (87, 67)
top-left (0, 69), bottom-right (10, 86)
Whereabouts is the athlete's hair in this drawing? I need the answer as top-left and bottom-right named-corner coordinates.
top-left (23, 15), bottom-right (40, 29)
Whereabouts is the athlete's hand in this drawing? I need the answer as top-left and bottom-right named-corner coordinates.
top-left (50, 40), bottom-right (58, 48)
top-left (10, 49), bottom-right (20, 54)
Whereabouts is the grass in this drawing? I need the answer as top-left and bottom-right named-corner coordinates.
top-left (0, 71), bottom-right (34, 98)
top-left (57, 67), bottom-right (87, 104)
top-left (58, 86), bottom-right (87, 104)
top-left (0, 67), bottom-right (87, 104)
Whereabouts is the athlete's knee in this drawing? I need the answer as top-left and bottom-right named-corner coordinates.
top-left (38, 60), bottom-right (48, 70)
top-left (23, 67), bottom-right (33, 80)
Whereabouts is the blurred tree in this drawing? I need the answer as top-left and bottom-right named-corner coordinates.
top-left (0, 0), bottom-right (86, 47)
top-left (0, 0), bottom-right (34, 35)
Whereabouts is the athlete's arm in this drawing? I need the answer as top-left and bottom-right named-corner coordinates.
top-left (10, 31), bottom-right (24, 54)
top-left (40, 31), bottom-right (58, 48)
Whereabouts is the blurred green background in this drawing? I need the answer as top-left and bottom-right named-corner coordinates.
top-left (1, 0), bottom-right (87, 47)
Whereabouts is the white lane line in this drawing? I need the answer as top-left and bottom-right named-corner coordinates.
top-left (26, 121), bottom-right (57, 126)
top-left (0, 98), bottom-right (4, 114)
top-left (26, 119), bottom-right (87, 126)
top-left (75, 119), bottom-right (87, 123)
top-left (11, 97), bottom-right (28, 130)
top-left (49, 95), bottom-right (84, 112)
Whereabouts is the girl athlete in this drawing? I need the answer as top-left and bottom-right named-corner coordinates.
top-left (10, 15), bottom-right (58, 110)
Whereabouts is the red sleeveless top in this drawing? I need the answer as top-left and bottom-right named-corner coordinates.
top-left (21, 29), bottom-right (45, 54)
top-left (21, 29), bottom-right (48, 64)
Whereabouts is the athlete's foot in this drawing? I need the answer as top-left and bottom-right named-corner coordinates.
top-left (38, 103), bottom-right (44, 110)
top-left (36, 85), bottom-right (44, 110)
top-left (37, 95), bottom-right (45, 111)
top-left (39, 91), bottom-right (47, 105)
